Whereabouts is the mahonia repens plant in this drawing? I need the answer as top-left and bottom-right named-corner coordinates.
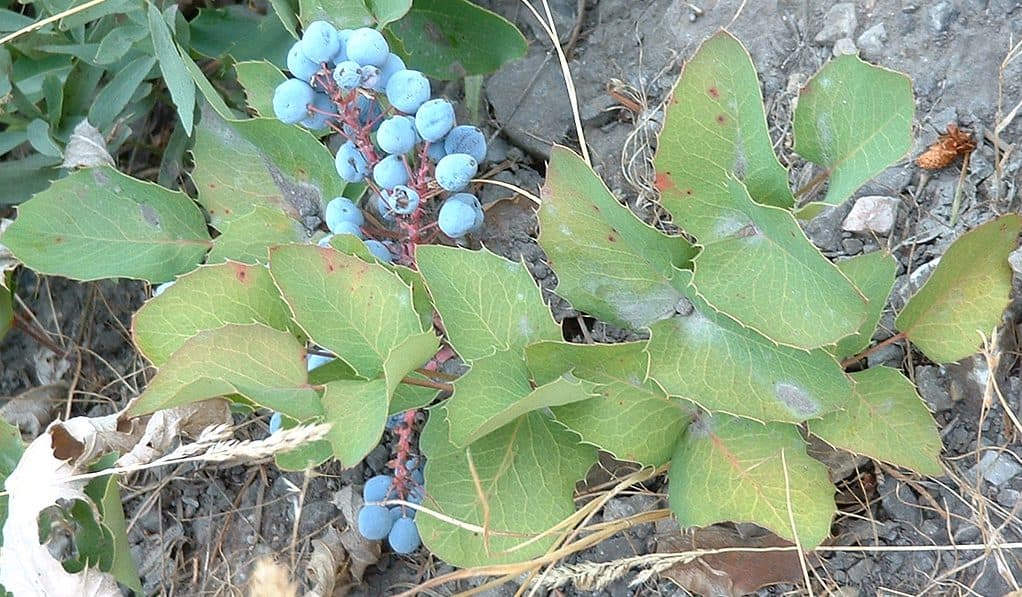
top-left (3, 22), bottom-right (1021, 574)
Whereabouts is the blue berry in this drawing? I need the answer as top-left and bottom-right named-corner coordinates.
top-left (411, 467), bottom-right (425, 486)
top-left (385, 412), bottom-right (405, 430)
top-left (299, 93), bottom-right (334, 129)
top-left (386, 70), bottom-right (431, 114)
top-left (382, 185), bottom-right (420, 215)
top-left (286, 41), bottom-right (320, 81)
top-left (448, 193), bottom-right (485, 229)
top-left (330, 29), bottom-right (353, 63)
top-left (363, 474), bottom-right (395, 502)
top-left (388, 516), bottom-right (421, 554)
top-left (444, 126), bottom-right (487, 162)
top-left (358, 504), bottom-right (393, 540)
top-left (300, 21), bottom-right (341, 63)
top-left (374, 53), bottom-right (406, 92)
top-left (346, 27), bottom-right (389, 67)
top-left (335, 141), bottom-right (369, 182)
top-left (273, 79), bottom-right (316, 124)
top-left (325, 197), bottom-right (365, 232)
top-left (358, 65), bottom-right (382, 89)
top-left (268, 411), bottom-right (283, 434)
top-left (356, 95), bottom-right (382, 129)
top-left (153, 280), bottom-right (175, 296)
top-left (373, 154), bottom-right (409, 189)
top-left (332, 220), bottom-right (363, 238)
top-left (435, 153), bottom-right (478, 192)
top-left (332, 60), bottom-right (362, 90)
top-left (376, 116), bottom-right (418, 155)
top-left (364, 239), bottom-right (393, 263)
top-left (415, 99), bottom-right (455, 142)
top-left (426, 140), bottom-right (447, 162)
top-left (439, 194), bottom-right (482, 238)
top-left (374, 193), bottom-right (395, 221)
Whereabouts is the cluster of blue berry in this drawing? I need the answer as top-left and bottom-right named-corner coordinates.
top-left (357, 461), bottom-right (425, 554)
top-left (271, 21), bottom-right (489, 261)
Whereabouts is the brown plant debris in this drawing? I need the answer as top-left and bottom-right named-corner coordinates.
top-left (916, 123), bottom-right (977, 169)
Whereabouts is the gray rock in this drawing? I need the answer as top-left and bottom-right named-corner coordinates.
top-left (843, 195), bottom-right (899, 235)
top-left (815, 3), bottom-right (858, 45)
top-left (997, 488), bottom-right (1021, 508)
top-left (846, 558), bottom-right (871, 584)
top-left (486, 48), bottom-right (575, 160)
top-left (841, 238), bottom-right (864, 254)
top-left (971, 451), bottom-right (1022, 487)
top-left (928, 1), bottom-right (956, 33)
top-left (880, 477), bottom-right (923, 527)
top-left (603, 496), bottom-right (639, 521)
top-left (916, 365), bottom-right (954, 411)
top-left (857, 23), bottom-right (888, 58)
top-left (299, 500), bottom-right (340, 535)
top-left (833, 37), bottom-right (858, 56)
top-left (1009, 247), bottom-right (1022, 275)
top-left (867, 342), bottom-right (904, 368)
top-left (805, 204), bottom-right (853, 252)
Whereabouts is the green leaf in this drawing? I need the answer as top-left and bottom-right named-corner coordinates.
top-left (668, 414), bottom-right (835, 548)
top-left (525, 341), bottom-right (690, 467)
top-left (809, 367), bottom-right (942, 476)
top-left (94, 23), bottom-right (149, 65)
top-left (189, 7), bottom-right (294, 65)
top-left (833, 251), bottom-right (897, 359)
top-left (0, 418), bottom-right (24, 548)
top-left (191, 107), bottom-right (343, 230)
top-left (235, 60), bottom-right (287, 117)
top-left (182, 54), bottom-right (235, 120)
top-left (269, 0), bottom-right (300, 38)
top-left (416, 245), bottom-right (560, 361)
top-left (206, 205), bottom-right (306, 265)
top-left (896, 214), bottom-right (1022, 363)
top-left (269, 244), bottom-right (422, 378)
top-left (0, 154), bottom-right (61, 205)
top-left (417, 411), bottom-right (596, 567)
top-left (538, 146), bottom-right (695, 329)
top-left (387, 0), bottom-right (527, 80)
top-left (685, 177), bottom-right (868, 348)
top-left (275, 438), bottom-right (333, 471)
top-left (127, 323), bottom-right (322, 419)
top-left (648, 271), bottom-right (853, 423)
top-left (132, 261), bottom-right (296, 366)
top-left (86, 472), bottom-right (142, 592)
top-left (88, 54), bottom-right (156, 131)
top-left (322, 378), bottom-right (389, 466)
top-left (147, 3), bottom-right (195, 135)
top-left (792, 55), bottom-right (914, 209)
top-left (298, 0), bottom-right (373, 29)
top-left (26, 119), bottom-right (61, 158)
top-left (0, 284), bottom-right (11, 341)
top-left (445, 351), bottom-right (595, 447)
top-left (654, 31), bottom-right (793, 209)
top-left (3, 166), bottom-right (210, 282)
top-left (367, 0), bottom-right (410, 26)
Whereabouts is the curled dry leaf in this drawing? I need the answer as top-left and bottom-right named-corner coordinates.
top-left (0, 382), bottom-right (65, 438)
top-left (0, 413), bottom-right (134, 596)
top-left (306, 526), bottom-right (351, 597)
top-left (61, 119), bottom-right (115, 169)
top-left (916, 123), bottom-right (976, 170)
top-left (655, 521), bottom-right (814, 597)
top-left (247, 557), bottom-right (298, 597)
top-left (117, 398), bottom-right (232, 468)
top-left (332, 485), bottom-right (382, 582)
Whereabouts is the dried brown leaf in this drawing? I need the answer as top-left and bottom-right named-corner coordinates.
top-left (306, 526), bottom-right (352, 597)
top-left (332, 485), bottom-right (381, 582)
top-left (0, 383), bottom-right (65, 438)
top-left (656, 523), bottom-right (812, 596)
top-left (117, 398), bottom-right (232, 467)
top-left (247, 557), bottom-right (298, 597)
top-left (61, 120), bottom-right (115, 169)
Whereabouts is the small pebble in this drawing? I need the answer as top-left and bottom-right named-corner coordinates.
top-left (815, 3), bottom-right (858, 45)
top-left (971, 451), bottom-right (1022, 487)
top-left (857, 23), bottom-right (888, 58)
top-left (842, 195), bottom-right (899, 235)
top-left (833, 37), bottom-right (858, 56)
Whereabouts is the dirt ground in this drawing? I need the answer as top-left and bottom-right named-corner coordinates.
top-left (2, 0), bottom-right (1022, 595)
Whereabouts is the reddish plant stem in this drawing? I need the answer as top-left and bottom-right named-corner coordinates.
top-left (840, 332), bottom-right (907, 368)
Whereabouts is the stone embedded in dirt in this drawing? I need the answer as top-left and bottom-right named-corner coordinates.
top-left (916, 366), bottom-right (955, 411)
top-left (879, 477), bottom-right (924, 527)
top-left (814, 3), bottom-right (858, 45)
top-left (1008, 247), bottom-right (1022, 275)
top-left (971, 451), bottom-right (1022, 487)
top-left (832, 37), bottom-right (858, 56)
top-left (857, 23), bottom-right (888, 58)
top-left (842, 195), bottom-right (899, 235)
top-left (805, 204), bottom-right (853, 252)
top-left (928, 1), bottom-right (956, 33)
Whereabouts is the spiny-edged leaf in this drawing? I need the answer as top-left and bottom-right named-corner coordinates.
top-left (322, 378), bottom-right (388, 467)
top-left (387, 0), bottom-right (527, 80)
top-left (235, 60), bottom-right (286, 117)
top-left (654, 31), bottom-right (793, 209)
top-left (683, 177), bottom-right (867, 348)
top-left (669, 414), bottom-right (835, 548)
top-left (127, 323), bottom-right (322, 419)
top-left (809, 367), bottom-right (942, 476)
top-left (553, 383), bottom-right (690, 467)
top-left (648, 270), bottom-right (852, 423)
top-left (298, 0), bottom-right (372, 28)
top-left (444, 350), bottom-right (594, 447)
top-left (417, 410), bottom-right (596, 566)
top-left (269, 244), bottom-right (422, 378)
top-left (524, 341), bottom-right (689, 466)
top-left (192, 105), bottom-right (343, 230)
top-left (417, 245), bottom-right (560, 361)
top-left (525, 340), bottom-right (651, 386)
top-left (539, 146), bottom-right (695, 329)
top-left (148, 4), bottom-right (195, 135)
top-left (792, 55), bottom-right (914, 210)
top-left (833, 251), bottom-right (897, 359)
top-left (3, 167), bottom-right (210, 283)
top-left (366, 0), bottom-right (410, 26)
top-left (896, 214), bottom-right (1022, 363)
top-left (133, 261), bottom-right (295, 366)
top-left (308, 357), bottom-right (359, 384)
top-left (206, 205), bottom-right (307, 265)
